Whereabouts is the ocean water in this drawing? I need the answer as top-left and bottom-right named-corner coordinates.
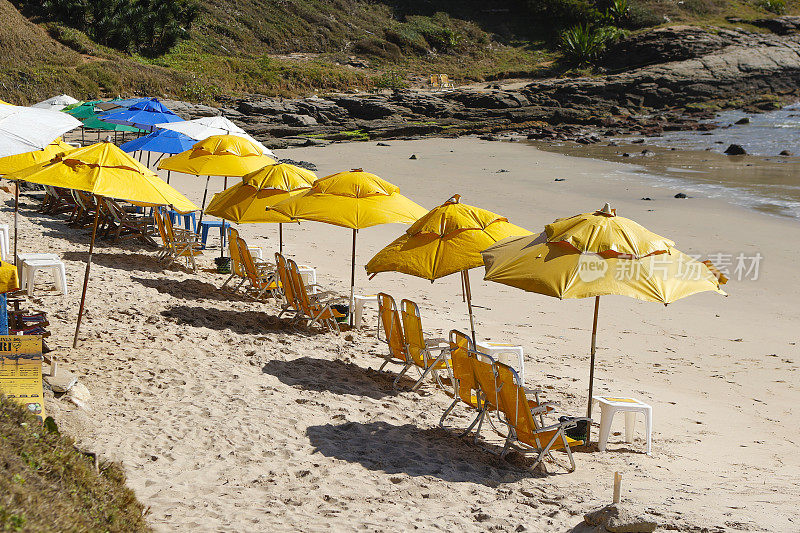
top-left (644, 103), bottom-right (800, 157)
top-left (532, 105), bottom-right (800, 220)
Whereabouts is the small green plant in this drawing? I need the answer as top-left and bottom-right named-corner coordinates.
top-left (603, 0), bottom-right (630, 24)
top-left (756, 0), bottom-right (786, 14)
top-left (372, 69), bottom-right (407, 91)
top-left (559, 24), bottom-right (625, 66)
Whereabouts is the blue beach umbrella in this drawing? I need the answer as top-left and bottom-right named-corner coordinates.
top-left (120, 129), bottom-right (196, 154)
top-left (100, 98), bottom-right (182, 132)
top-left (120, 128), bottom-right (197, 175)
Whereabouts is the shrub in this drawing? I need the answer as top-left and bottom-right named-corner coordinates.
top-left (354, 37), bottom-right (402, 60)
top-left (15, 0), bottom-right (198, 56)
top-left (756, 0), bottom-right (786, 14)
top-left (526, 0), bottom-right (601, 32)
top-left (626, 1), bottom-right (663, 28)
top-left (559, 24), bottom-right (627, 66)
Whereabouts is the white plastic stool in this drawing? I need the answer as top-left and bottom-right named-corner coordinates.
top-left (353, 294), bottom-right (378, 329)
top-left (477, 341), bottom-right (525, 384)
top-left (17, 253), bottom-right (60, 286)
top-left (298, 266), bottom-right (317, 293)
top-left (0, 224), bottom-right (9, 261)
top-left (592, 396), bottom-right (652, 455)
top-left (23, 258), bottom-right (68, 296)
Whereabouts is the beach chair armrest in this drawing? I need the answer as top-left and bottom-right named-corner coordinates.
top-left (524, 387), bottom-right (543, 395)
top-left (424, 337), bottom-right (447, 347)
top-left (528, 401), bottom-right (559, 415)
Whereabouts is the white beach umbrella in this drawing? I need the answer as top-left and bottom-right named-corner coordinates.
top-left (0, 105), bottom-right (82, 158)
top-left (155, 116), bottom-right (275, 157)
top-left (31, 94), bottom-right (80, 111)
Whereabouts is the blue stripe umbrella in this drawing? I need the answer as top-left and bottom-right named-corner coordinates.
top-left (100, 98), bottom-right (182, 132)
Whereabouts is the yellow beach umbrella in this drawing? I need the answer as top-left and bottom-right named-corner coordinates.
top-left (272, 169), bottom-right (427, 325)
top-left (0, 137), bottom-right (76, 263)
top-left (366, 194), bottom-right (532, 341)
top-left (6, 141), bottom-right (198, 347)
top-left (0, 260), bottom-right (20, 294)
top-left (204, 163), bottom-right (315, 254)
top-left (0, 100), bottom-right (10, 105)
top-left (482, 203), bottom-right (727, 434)
top-left (159, 135), bottom-right (276, 225)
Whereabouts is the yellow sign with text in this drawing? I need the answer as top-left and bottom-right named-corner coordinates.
top-left (0, 336), bottom-right (44, 421)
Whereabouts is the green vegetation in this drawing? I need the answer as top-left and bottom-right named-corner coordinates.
top-left (559, 24), bottom-right (628, 66)
top-left (0, 396), bottom-right (150, 532)
top-left (0, 0), bottom-right (798, 104)
top-left (14, 0), bottom-right (198, 56)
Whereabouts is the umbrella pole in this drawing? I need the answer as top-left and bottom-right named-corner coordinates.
top-left (197, 176), bottom-right (210, 227)
top-left (350, 228), bottom-right (357, 327)
top-left (463, 270), bottom-right (477, 346)
top-left (73, 205), bottom-right (101, 348)
top-left (224, 177), bottom-right (228, 189)
top-left (461, 270), bottom-right (466, 302)
top-left (147, 151), bottom-right (151, 168)
top-left (279, 223), bottom-right (283, 255)
top-left (586, 296), bottom-right (601, 437)
top-left (81, 126), bottom-right (84, 145)
top-left (13, 183), bottom-right (19, 266)
top-left (166, 170), bottom-right (171, 184)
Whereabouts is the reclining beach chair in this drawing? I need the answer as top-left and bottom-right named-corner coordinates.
top-left (493, 362), bottom-right (587, 473)
top-left (438, 74), bottom-right (454, 90)
top-left (274, 253), bottom-right (301, 319)
top-left (154, 208), bottom-right (202, 271)
top-left (376, 293), bottom-right (414, 387)
top-left (288, 258), bottom-right (344, 332)
top-left (221, 228), bottom-right (248, 292)
top-left (237, 236), bottom-right (277, 300)
top-left (69, 190), bottom-right (99, 227)
top-left (399, 298), bottom-right (449, 391)
top-left (439, 330), bottom-right (492, 438)
top-left (103, 198), bottom-right (156, 246)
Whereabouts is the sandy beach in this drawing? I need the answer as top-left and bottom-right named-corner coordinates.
top-left (8, 136), bottom-right (799, 531)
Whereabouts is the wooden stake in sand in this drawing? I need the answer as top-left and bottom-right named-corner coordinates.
top-left (613, 472), bottom-right (623, 504)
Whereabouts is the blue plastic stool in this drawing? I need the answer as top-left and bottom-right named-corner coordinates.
top-left (199, 220), bottom-right (230, 250)
top-left (168, 210), bottom-right (197, 233)
top-left (0, 293), bottom-right (7, 335)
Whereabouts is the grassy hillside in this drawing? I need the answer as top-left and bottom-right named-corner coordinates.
top-left (1, 0), bottom-right (797, 105)
top-left (0, 396), bottom-right (149, 532)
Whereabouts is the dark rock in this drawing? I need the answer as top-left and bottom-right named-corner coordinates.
top-left (376, 142), bottom-right (390, 146)
top-left (330, 96), bottom-right (409, 119)
top-left (162, 99), bottom-right (220, 119)
top-left (554, 178), bottom-right (566, 181)
top-left (779, 149), bottom-right (793, 156)
top-left (496, 169), bottom-right (509, 173)
top-left (724, 143), bottom-right (747, 155)
top-left (641, 197), bottom-right (653, 200)
top-left (282, 113), bottom-right (318, 127)
top-left (749, 16), bottom-right (800, 35)
top-left (239, 99), bottom-right (299, 116)
top-left (278, 158), bottom-right (317, 171)
top-left (409, 154), bottom-right (417, 160)
top-left (641, 149), bottom-right (655, 156)
top-left (674, 193), bottom-right (688, 198)
top-left (621, 153), bottom-right (631, 157)
top-left (735, 117), bottom-right (750, 125)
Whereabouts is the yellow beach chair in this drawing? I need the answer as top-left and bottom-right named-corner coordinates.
top-left (494, 362), bottom-right (587, 473)
top-left (399, 298), bottom-right (449, 391)
top-left (238, 236), bottom-right (277, 300)
top-left (221, 228), bottom-right (247, 291)
top-left (439, 330), bottom-right (489, 438)
top-left (376, 293), bottom-right (414, 386)
top-left (288, 258), bottom-right (344, 332)
top-left (154, 208), bottom-right (202, 271)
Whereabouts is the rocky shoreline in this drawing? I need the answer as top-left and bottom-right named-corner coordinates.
top-left (163, 20), bottom-right (800, 149)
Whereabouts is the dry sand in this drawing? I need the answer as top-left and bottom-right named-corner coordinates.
top-left (6, 137), bottom-right (799, 531)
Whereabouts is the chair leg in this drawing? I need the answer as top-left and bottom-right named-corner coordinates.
top-left (439, 398), bottom-right (460, 428)
top-left (392, 363), bottom-right (412, 389)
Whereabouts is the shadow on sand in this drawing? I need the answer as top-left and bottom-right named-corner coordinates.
top-left (261, 356), bottom-right (406, 400)
top-left (62, 251), bottom-right (162, 273)
top-left (132, 276), bottom-right (252, 303)
top-left (306, 420), bottom-right (529, 485)
top-left (161, 304), bottom-right (307, 336)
